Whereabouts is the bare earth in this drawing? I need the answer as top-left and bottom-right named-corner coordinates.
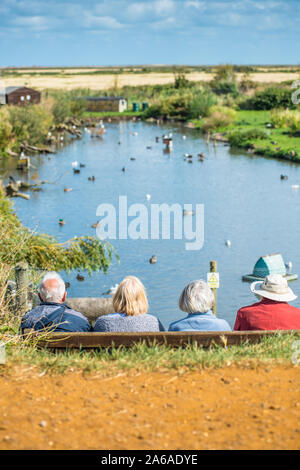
top-left (0, 364), bottom-right (299, 450)
top-left (3, 72), bottom-right (299, 91)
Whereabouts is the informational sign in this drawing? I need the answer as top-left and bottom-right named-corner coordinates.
top-left (0, 343), bottom-right (6, 365)
top-left (207, 272), bottom-right (220, 289)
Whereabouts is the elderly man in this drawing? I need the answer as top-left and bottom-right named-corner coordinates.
top-left (168, 280), bottom-right (231, 331)
top-left (20, 272), bottom-right (91, 332)
top-left (234, 274), bottom-right (300, 331)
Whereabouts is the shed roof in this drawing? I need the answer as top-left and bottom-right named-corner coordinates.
top-left (5, 86), bottom-right (40, 95)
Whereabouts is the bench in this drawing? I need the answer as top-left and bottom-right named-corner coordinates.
top-left (25, 330), bottom-right (300, 350)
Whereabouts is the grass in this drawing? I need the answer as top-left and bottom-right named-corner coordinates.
top-left (194, 110), bottom-right (300, 160)
top-left (1, 327), bottom-right (299, 376)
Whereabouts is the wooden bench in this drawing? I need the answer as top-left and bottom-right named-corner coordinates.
top-left (25, 330), bottom-right (300, 350)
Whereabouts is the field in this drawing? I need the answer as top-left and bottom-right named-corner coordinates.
top-left (1, 67), bottom-right (299, 91)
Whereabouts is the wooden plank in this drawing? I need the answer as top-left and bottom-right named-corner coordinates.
top-left (24, 330), bottom-right (300, 350)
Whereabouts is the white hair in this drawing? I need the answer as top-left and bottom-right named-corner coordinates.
top-left (179, 280), bottom-right (214, 313)
top-left (39, 272), bottom-right (66, 303)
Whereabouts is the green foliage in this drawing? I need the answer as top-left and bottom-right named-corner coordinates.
top-left (211, 81), bottom-right (239, 97)
top-left (173, 72), bottom-right (190, 89)
top-left (187, 91), bottom-right (217, 119)
top-left (228, 128), bottom-right (268, 147)
top-left (0, 188), bottom-right (117, 274)
top-left (0, 108), bottom-right (12, 154)
top-left (7, 105), bottom-right (53, 149)
top-left (200, 106), bottom-right (237, 132)
top-left (213, 64), bottom-right (237, 83)
top-left (240, 87), bottom-right (295, 110)
top-left (270, 109), bottom-right (300, 132)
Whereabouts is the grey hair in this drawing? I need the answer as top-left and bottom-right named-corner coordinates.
top-left (178, 280), bottom-right (214, 313)
top-left (39, 272), bottom-right (65, 303)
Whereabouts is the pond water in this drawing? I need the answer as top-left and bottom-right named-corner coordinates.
top-left (2, 120), bottom-right (300, 329)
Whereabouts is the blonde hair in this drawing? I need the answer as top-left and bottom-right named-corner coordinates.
top-left (113, 276), bottom-right (148, 316)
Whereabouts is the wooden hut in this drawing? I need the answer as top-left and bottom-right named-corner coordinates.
top-left (242, 253), bottom-right (298, 282)
top-left (84, 96), bottom-right (127, 113)
top-left (0, 86), bottom-right (41, 106)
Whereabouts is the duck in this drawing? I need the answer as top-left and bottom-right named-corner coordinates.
top-left (76, 274), bottom-right (85, 282)
top-left (122, 167), bottom-right (126, 172)
top-left (64, 188), bottom-right (72, 192)
top-left (73, 168), bottom-right (80, 174)
top-left (146, 194), bottom-right (151, 200)
top-left (88, 176), bottom-right (95, 181)
top-left (58, 219), bottom-right (65, 226)
top-left (149, 255), bottom-right (157, 264)
top-left (79, 163), bottom-right (85, 168)
top-left (225, 240), bottom-right (231, 247)
top-left (130, 157), bottom-right (136, 161)
top-left (102, 284), bottom-right (119, 296)
top-left (280, 175), bottom-right (288, 180)
top-left (92, 222), bottom-right (100, 228)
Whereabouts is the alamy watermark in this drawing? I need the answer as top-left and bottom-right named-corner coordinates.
top-left (95, 196), bottom-right (204, 251)
top-left (291, 80), bottom-right (300, 105)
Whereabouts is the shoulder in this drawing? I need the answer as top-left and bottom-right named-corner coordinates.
top-left (237, 301), bottom-right (261, 315)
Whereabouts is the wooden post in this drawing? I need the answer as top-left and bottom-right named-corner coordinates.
top-left (210, 260), bottom-right (217, 316)
top-left (15, 262), bottom-right (29, 313)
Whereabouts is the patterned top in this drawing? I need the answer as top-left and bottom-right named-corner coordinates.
top-left (94, 313), bottom-right (165, 332)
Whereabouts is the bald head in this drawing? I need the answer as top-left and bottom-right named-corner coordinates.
top-left (39, 272), bottom-right (66, 304)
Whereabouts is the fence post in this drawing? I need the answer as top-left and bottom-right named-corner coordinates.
top-left (210, 260), bottom-right (217, 316)
top-left (15, 262), bottom-right (29, 314)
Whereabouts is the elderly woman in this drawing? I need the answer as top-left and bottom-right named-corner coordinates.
top-left (94, 276), bottom-right (165, 332)
top-left (168, 280), bottom-right (231, 331)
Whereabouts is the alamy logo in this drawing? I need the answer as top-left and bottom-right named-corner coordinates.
top-left (96, 196), bottom-right (204, 251)
top-left (291, 80), bottom-right (300, 105)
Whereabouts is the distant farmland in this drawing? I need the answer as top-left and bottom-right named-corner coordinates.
top-left (0, 65), bottom-right (299, 90)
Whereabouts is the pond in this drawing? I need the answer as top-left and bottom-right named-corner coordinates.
top-left (3, 119), bottom-right (300, 330)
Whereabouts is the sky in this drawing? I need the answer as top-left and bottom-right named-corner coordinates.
top-left (0, 0), bottom-right (300, 66)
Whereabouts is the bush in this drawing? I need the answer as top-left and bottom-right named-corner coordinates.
top-left (187, 91), bottom-right (217, 119)
top-left (0, 108), bottom-right (12, 154)
top-left (228, 128), bottom-right (268, 147)
top-left (240, 87), bottom-right (295, 110)
top-left (8, 105), bottom-right (53, 149)
top-left (211, 81), bottom-right (239, 97)
top-left (270, 109), bottom-right (300, 132)
top-left (200, 106), bottom-right (237, 132)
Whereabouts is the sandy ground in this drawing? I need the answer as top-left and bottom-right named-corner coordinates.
top-left (2, 72), bottom-right (299, 91)
top-left (0, 364), bottom-right (299, 450)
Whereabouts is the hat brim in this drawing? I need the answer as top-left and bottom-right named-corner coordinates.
top-left (250, 281), bottom-right (297, 302)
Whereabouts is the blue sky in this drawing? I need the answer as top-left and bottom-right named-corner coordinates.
top-left (0, 0), bottom-right (299, 66)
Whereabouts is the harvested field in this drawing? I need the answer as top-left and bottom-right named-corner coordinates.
top-left (0, 364), bottom-right (299, 450)
top-left (2, 71), bottom-right (299, 91)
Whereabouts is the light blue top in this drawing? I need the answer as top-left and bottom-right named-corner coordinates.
top-left (168, 310), bottom-right (231, 332)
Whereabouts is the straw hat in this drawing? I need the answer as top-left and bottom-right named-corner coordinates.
top-left (251, 274), bottom-right (297, 302)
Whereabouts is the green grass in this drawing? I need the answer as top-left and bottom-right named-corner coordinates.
top-left (1, 330), bottom-right (299, 376)
top-left (193, 110), bottom-right (300, 160)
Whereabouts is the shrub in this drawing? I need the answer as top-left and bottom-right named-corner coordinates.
top-left (200, 106), bottom-right (237, 132)
top-left (0, 108), bottom-right (12, 154)
top-left (187, 91), bottom-right (217, 119)
top-left (8, 105), bottom-right (53, 149)
top-left (211, 81), bottom-right (239, 97)
top-left (270, 109), bottom-right (300, 132)
top-left (240, 87), bottom-right (295, 110)
top-left (228, 128), bottom-right (268, 147)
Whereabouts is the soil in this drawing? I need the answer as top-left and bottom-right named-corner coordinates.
top-left (0, 364), bottom-right (299, 450)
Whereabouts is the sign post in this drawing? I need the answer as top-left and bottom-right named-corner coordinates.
top-left (207, 260), bottom-right (219, 316)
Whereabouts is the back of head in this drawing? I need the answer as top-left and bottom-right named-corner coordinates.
top-left (179, 280), bottom-right (214, 313)
top-left (113, 276), bottom-right (148, 316)
top-left (39, 272), bottom-right (66, 303)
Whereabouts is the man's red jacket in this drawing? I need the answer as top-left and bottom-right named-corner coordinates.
top-left (234, 297), bottom-right (300, 331)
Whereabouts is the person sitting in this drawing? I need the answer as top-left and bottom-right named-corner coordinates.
top-left (234, 274), bottom-right (300, 331)
top-left (168, 280), bottom-right (231, 331)
top-left (20, 272), bottom-right (91, 333)
top-left (93, 276), bottom-right (164, 332)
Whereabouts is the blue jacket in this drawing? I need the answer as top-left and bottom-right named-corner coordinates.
top-left (94, 313), bottom-right (165, 332)
top-left (20, 302), bottom-right (92, 333)
top-left (168, 310), bottom-right (231, 332)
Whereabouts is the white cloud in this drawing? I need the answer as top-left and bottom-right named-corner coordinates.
top-left (83, 13), bottom-right (124, 29)
top-left (12, 15), bottom-right (49, 31)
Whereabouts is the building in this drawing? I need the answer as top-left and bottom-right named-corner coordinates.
top-left (84, 96), bottom-right (127, 113)
top-left (0, 86), bottom-right (41, 106)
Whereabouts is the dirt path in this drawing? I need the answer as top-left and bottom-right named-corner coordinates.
top-left (0, 365), bottom-right (299, 450)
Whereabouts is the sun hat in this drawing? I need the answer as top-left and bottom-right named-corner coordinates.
top-left (250, 274), bottom-right (297, 302)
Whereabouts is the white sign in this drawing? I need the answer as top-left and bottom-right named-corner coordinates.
top-left (207, 272), bottom-right (220, 289)
top-left (0, 343), bottom-right (6, 365)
